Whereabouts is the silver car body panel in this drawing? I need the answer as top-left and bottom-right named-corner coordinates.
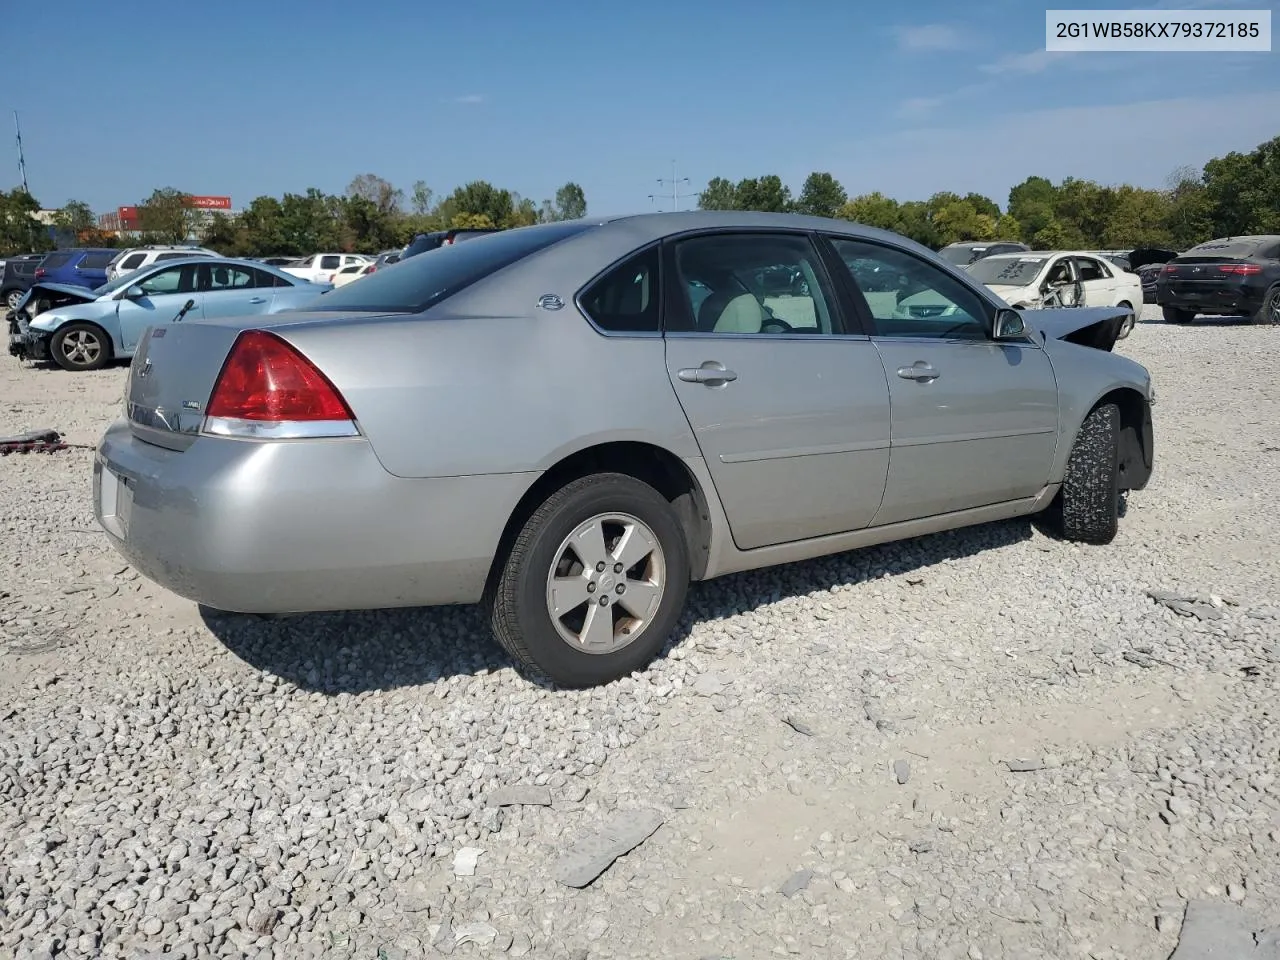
top-left (94, 212), bottom-right (1153, 614)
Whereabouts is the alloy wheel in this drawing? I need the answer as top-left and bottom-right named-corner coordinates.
top-left (60, 330), bottom-right (103, 367)
top-left (544, 512), bottom-right (666, 654)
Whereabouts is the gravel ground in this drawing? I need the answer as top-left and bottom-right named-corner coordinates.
top-left (2, 305), bottom-right (1278, 960)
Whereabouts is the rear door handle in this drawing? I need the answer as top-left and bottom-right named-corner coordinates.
top-left (248, 296), bottom-right (267, 304)
top-left (897, 362), bottom-right (940, 382)
top-left (678, 362), bottom-right (738, 385)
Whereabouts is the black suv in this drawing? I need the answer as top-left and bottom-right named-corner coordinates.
top-left (1, 254), bottom-right (47, 312)
top-left (399, 228), bottom-right (499, 262)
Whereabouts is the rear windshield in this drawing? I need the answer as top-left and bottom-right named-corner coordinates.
top-left (939, 245), bottom-right (986, 266)
top-left (1182, 237), bottom-right (1271, 259)
top-left (308, 221), bottom-right (595, 314)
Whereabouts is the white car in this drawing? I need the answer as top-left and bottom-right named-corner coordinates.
top-left (282, 253), bottom-right (372, 285)
top-left (965, 251), bottom-right (1143, 337)
top-left (105, 245), bottom-right (220, 282)
top-left (330, 263), bottom-right (369, 288)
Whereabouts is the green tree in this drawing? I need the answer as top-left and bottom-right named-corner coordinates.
top-left (137, 188), bottom-right (200, 243)
top-left (437, 181), bottom-right (514, 228)
top-left (54, 200), bottom-right (96, 235)
top-left (837, 192), bottom-right (903, 232)
top-left (698, 177), bottom-right (739, 211)
top-left (551, 182), bottom-right (587, 220)
top-left (1164, 167), bottom-right (1214, 250)
top-left (346, 174), bottom-right (404, 216)
top-left (963, 192), bottom-right (1001, 221)
top-left (795, 172), bottom-right (847, 218)
top-left (735, 175), bottom-right (792, 213)
top-left (0, 189), bottom-right (51, 255)
top-left (1203, 135), bottom-right (1280, 236)
top-left (410, 180), bottom-right (435, 216)
top-left (1007, 176), bottom-right (1059, 244)
top-left (506, 194), bottom-right (541, 228)
top-left (277, 189), bottom-right (344, 252)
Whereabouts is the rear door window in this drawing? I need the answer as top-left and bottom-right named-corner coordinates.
top-left (120, 253), bottom-right (147, 271)
top-left (41, 253), bottom-right (73, 270)
top-left (77, 253), bottom-right (114, 270)
top-left (320, 255), bottom-right (341, 270)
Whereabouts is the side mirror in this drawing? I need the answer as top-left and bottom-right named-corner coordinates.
top-left (125, 285), bottom-right (145, 299)
top-left (993, 308), bottom-right (1027, 340)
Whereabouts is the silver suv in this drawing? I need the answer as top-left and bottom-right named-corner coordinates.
top-left (106, 245), bottom-right (220, 281)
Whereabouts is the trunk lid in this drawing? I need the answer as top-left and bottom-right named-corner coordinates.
top-left (1160, 256), bottom-right (1256, 282)
top-left (125, 311), bottom-right (399, 451)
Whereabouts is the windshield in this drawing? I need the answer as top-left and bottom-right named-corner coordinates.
top-left (305, 221), bottom-right (594, 313)
top-left (966, 256), bottom-right (1047, 286)
top-left (939, 245), bottom-right (986, 266)
top-left (1182, 237), bottom-right (1267, 259)
top-left (92, 269), bottom-right (152, 297)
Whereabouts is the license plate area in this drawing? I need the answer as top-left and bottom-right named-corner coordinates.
top-left (98, 465), bottom-right (134, 539)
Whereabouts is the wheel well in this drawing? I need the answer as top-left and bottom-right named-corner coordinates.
top-left (1095, 387), bottom-right (1151, 490)
top-left (484, 442), bottom-right (714, 596)
top-left (53, 320), bottom-right (115, 355)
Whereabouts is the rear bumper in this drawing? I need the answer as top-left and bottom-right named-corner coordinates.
top-left (1155, 282), bottom-right (1266, 316)
top-left (93, 418), bottom-right (537, 613)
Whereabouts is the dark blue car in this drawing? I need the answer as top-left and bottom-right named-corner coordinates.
top-left (32, 248), bottom-right (117, 290)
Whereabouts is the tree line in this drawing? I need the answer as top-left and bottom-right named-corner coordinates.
top-left (0, 177), bottom-right (589, 257)
top-left (0, 132), bottom-right (1276, 258)
top-left (698, 133), bottom-right (1280, 252)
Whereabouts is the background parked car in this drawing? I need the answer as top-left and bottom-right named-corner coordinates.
top-left (1125, 247), bottom-right (1180, 303)
top-left (331, 263), bottom-right (367, 287)
top-left (937, 240), bottom-right (1030, 267)
top-left (1, 253), bottom-right (46, 311)
top-left (398, 228), bottom-right (498, 262)
top-left (363, 249), bottom-right (402, 275)
top-left (283, 253), bottom-right (372, 284)
top-left (1156, 235), bottom-right (1280, 325)
top-left (966, 250), bottom-right (1143, 335)
top-left (256, 256), bottom-right (303, 267)
top-left (9, 258), bottom-right (332, 371)
top-left (106, 245), bottom-right (220, 281)
top-left (33, 248), bottom-right (117, 289)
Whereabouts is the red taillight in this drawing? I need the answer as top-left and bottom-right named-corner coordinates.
top-left (206, 330), bottom-right (354, 425)
top-left (1218, 264), bottom-right (1261, 275)
top-left (442, 237), bottom-right (454, 246)
top-left (1161, 264), bottom-right (1176, 275)
top-left (34, 268), bottom-right (45, 279)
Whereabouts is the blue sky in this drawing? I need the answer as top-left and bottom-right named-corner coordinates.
top-left (5, 0), bottom-right (1278, 217)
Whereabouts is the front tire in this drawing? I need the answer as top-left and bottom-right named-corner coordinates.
top-left (1162, 305), bottom-right (1193, 324)
top-left (1054, 403), bottom-right (1121, 545)
top-left (487, 473), bottom-right (691, 688)
top-left (1116, 302), bottom-right (1135, 338)
top-left (51, 323), bottom-right (111, 371)
top-left (1252, 283), bottom-right (1280, 326)
top-left (3, 288), bottom-right (22, 312)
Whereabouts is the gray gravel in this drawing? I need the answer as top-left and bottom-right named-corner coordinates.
top-left (2, 305), bottom-right (1278, 959)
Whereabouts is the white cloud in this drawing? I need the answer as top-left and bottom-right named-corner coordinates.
top-left (835, 89), bottom-right (1280, 203)
top-left (895, 23), bottom-right (969, 51)
top-left (981, 48), bottom-right (1068, 74)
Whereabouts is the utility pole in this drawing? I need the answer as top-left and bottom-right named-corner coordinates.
top-left (14, 111), bottom-right (29, 193)
top-left (648, 160), bottom-right (697, 212)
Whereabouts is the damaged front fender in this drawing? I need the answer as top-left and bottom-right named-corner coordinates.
top-left (1026, 305), bottom-right (1134, 352)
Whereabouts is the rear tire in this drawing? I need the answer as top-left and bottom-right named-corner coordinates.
top-left (1162, 306), bottom-right (1193, 324)
top-left (1116, 302), bottom-right (1135, 337)
top-left (1053, 403), bottom-right (1121, 545)
top-left (486, 473), bottom-right (691, 688)
top-left (3, 288), bottom-right (22, 312)
top-left (1251, 283), bottom-right (1280, 326)
top-left (50, 322), bottom-right (111, 371)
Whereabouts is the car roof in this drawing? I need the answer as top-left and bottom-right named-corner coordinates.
top-left (978, 250), bottom-right (1106, 260)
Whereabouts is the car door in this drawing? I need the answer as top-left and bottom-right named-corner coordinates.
top-left (116, 264), bottom-right (203, 350)
top-left (1072, 255), bottom-right (1116, 306)
top-left (200, 263), bottom-right (275, 319)
top-left (825, 236), bottom-right (1059, 526)
top-left (659, 231), bottom-right (892, 551)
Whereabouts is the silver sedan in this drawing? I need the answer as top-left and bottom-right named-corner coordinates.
top-left (94, 212), bottom-right (1155, 687)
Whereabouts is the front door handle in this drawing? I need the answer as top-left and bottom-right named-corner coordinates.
top-left (678, 362), bottom-right (738, 386)
top-left (248, 296), bottom-right (267, 304)
top-left (897, 362), bottom-right (940, 382)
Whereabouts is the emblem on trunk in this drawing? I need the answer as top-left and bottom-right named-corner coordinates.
top-left (537, 294), bottom-right (565, 311)
top-left (182, 400), bottom-right (200, 410)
